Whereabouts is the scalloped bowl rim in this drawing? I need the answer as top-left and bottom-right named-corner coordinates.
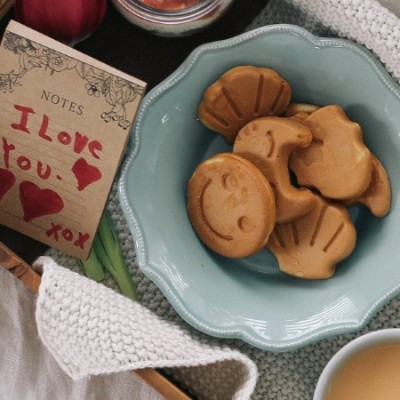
top-left (118, 24), bottom-right (400, 351)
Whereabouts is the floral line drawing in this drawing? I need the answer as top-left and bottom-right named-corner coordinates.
top-left (0, 32), bottom-right (145, 129)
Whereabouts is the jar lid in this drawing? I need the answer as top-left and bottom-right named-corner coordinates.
top-left (112, 0), bottom-right (233, 36)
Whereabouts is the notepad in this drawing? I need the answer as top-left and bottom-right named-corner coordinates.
top-left (0, 20), bottom-right (146, 258)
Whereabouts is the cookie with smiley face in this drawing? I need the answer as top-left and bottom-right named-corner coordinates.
top-left (187, 153), bottom-right (276, 258)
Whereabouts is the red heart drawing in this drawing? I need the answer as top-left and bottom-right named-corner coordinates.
top-left (19, 181), bottom-right (64, 222)
top-left (0, 168), bottom-right (16, 201)
top-left (71, 157), bottom-right (102, 191)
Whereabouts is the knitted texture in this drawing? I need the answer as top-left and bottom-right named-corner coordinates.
top-left (35, 258), bottom-right (257, 400)
top-left (38, 1), bottom-right (400, 399)
top-left (249, 0), bottom-right (400, 81)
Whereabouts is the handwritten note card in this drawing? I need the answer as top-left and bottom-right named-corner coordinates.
top-left (0, 21), bottom-right (146, 258)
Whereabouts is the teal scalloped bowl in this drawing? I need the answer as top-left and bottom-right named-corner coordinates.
top-left (118, 25), bottom-right (400, 351)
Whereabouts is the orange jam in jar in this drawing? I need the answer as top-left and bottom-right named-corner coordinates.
top-left (137, 0), bottom-right (202, 10)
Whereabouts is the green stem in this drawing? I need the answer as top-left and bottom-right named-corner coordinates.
top-left (77, 247), bottom-right (105, 282)
top-left (96, 211), bottom-right (139, 301)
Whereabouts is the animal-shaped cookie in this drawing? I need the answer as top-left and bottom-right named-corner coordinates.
top-left (267, 194), bottom-right (357, 279)
top-left (289, 105), bottom-right (373, 200)
top-left (198, 66), bottom-right (292, 144)
top-left (187, 153), bottom-right (276, 258)
top-left (343, 155), bottom-right (391, 217)
top-left (234, 116), bottom-right (315, 223)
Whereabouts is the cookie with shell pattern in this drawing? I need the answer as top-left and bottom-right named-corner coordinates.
top-left (267, 193), bottom-right (357, 279)
top-left (198, 65), bottom-right (292, 144)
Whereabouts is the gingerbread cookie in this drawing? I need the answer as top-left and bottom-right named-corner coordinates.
top-left (267, 194), bottom-right (357, 279)
top-left (198, 66), bottom-right (292, 144)
top-left (234, 116), bottom-right (315, 223)
top-left (187, 153), bottom-right (276, 258)
top-left (289, 105), bottom-right (373, 200)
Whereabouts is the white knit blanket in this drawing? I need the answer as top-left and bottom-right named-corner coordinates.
top-left (35, 258), bottom-right (257, 400)
top-left (37, 1), bottom-right (400, 399)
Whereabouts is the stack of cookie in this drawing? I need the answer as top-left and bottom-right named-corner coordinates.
top-left (187, 66), bottom-right (391, 279)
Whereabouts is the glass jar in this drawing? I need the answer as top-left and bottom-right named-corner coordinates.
top-left (111, 0), bottom-right (235, 37)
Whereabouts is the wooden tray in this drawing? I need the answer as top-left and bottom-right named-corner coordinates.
top-left (0, 241), bottom-right (191, 400)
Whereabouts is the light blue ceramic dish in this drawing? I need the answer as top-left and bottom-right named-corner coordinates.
top-left (118, 24), bottom-right (400, 351)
